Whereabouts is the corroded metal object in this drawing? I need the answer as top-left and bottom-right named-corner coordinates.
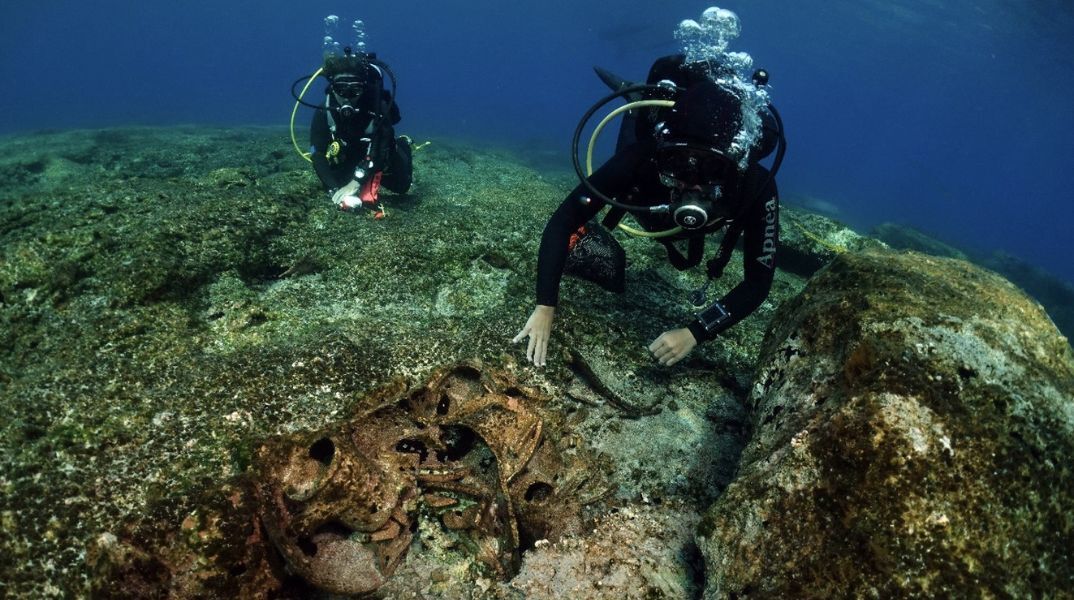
top-left (253, 363), bottom-right (608, 596)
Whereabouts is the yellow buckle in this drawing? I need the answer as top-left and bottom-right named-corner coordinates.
top-left (326, 141), bottom-right (342, 163)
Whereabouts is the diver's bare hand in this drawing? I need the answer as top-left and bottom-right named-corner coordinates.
top-left (512, 305), bottom-right (555, 367)
top-left (648, 328), bottom-right (697, 366)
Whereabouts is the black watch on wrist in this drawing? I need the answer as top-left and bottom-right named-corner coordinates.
top-left (696, 301), bottom-right (731, 333)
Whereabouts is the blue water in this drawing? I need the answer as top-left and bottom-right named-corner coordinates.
top-left (2, 0), bottom-right (1072, 283)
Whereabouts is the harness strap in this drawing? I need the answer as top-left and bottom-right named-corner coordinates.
top-left (325, 96), bottom-right (338, 135)
top-left (601, 207), bottom-right (627, 230)
top-left (706, 223), bottom-right (743, 279)
top-left (661, 235), bottom-right (706, 271)
top-left (702, 170), bottom-right (766, 280)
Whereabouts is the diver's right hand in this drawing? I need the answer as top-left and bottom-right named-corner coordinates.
top-left (331, 181), bottom-right (361, 208)
top-left (512, 305), bottom-right (555, 367)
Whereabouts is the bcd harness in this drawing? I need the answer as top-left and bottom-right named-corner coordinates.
top-left (323, 63), bottom-right (387, 164)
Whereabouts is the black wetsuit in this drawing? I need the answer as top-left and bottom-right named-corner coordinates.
top-left (535, 142), bottom-right (779, 344)
top-left (309, 69), bottom-right (412, 195)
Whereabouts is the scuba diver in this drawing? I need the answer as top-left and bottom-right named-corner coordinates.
top-left (291, 17), bottom-right (412, 218)
top-left (513, 12), bottom-right (785, 368)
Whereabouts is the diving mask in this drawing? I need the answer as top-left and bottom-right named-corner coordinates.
top-left (331, 78), bottom-right (364, 99)
top-left (655, 142), bottom-right (735, 188)
top-left (330, 75), bottom-right (364, 119)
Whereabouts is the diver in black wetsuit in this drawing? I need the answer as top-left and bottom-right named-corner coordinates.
top-left (310, 49), bottom-right (413, 217)
top-left (514, 54), bottom-right (784, 367)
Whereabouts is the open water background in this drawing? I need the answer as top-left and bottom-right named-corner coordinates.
top-left (1, 0), bottom-right (1071, 284)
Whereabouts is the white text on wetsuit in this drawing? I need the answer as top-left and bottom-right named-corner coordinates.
top-left (756, 196), bottom-right (778, 269)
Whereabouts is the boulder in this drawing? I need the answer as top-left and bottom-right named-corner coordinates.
top-left (777, 206), bottom-right (879, 277)
top-left (872, 223), bottom-right (1074, 343)
top-left (870, 222), bottom-right (969, 261)
top-left (699, 248), bottom-right (1074, 597)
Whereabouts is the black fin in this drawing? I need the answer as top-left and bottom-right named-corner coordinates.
top-left (594, 66), bottom-right (629, 91)
top-left (593, 66), bottom-right (641, 101)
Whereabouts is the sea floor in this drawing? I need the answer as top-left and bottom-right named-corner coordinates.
top-left (0, 125), bottom-right (1068, 597)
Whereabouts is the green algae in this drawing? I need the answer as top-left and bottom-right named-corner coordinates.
top-left (1, 126), bottom-right (809, 597)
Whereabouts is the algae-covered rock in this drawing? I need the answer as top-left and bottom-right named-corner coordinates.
top-left (777, 206), bottom-right (880, 276)
top-left (493, 502), bottom-right (704, 599)
top-left (978, 250), bottom-right (1074, 344)
top-left (698, 248), bottom-right (1074, 597)
top-left (870, 221), bottom-right (970, 261)
top-left (871, 222), bottom-right (1074, 343)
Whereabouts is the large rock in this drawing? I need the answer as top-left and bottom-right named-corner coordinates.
top-left (872, 222), bottom-right (1074, 343)
top-left (776, 206), bottom-right (879, 277)
top-left (699, 249), bottom-right (1074, 597)
top-left (870, 221), bottom-right (969, 261)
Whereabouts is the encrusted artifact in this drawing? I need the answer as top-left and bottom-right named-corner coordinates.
top-left (90, 363), bottom-right (610, 597)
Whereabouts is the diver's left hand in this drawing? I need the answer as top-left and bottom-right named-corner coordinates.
top-left (648, 328), bottom-right (697, 366)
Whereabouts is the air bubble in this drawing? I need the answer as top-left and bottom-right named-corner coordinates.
top-left (323, 15), bottom-right (342, 57)
top-left (352, 19), bottom-right (367, 50)
top-left (672, 6), bottom-right (771, 168)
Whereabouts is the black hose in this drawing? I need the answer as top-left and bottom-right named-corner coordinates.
top-left (570, 83), bottom-right (679, 213)
top-left (758, 103), bottom-right (786, 197)
top-left (290, 74), bottom-right (326, 109)
top-left (370, 58), bottom-right (398, 111)
top-left (723, 103), bottom-right (786, 229)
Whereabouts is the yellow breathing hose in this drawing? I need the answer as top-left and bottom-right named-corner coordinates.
top-left (586, 99), bottom-right (683, 239)
top-left (290, 67), bottom-right (324, 163)
top-left (789, 217), bottom-right (847, 254)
